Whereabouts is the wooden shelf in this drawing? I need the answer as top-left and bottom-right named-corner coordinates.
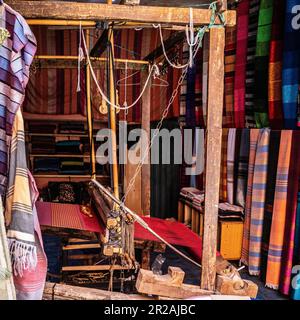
top-left (26, 132), bottom-right (102, 138)
top-left (33, 174), bottom-right (109, 178)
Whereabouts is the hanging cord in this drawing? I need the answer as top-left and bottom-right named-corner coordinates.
top-left (121, 1), bottom-right (225, 206)
top-left (91, 179), bottom-right (202, 269)
top-left (81, 29), bottom-right (158, 111)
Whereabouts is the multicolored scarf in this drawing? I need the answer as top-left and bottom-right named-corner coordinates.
top-left (241, 129), bottom-right (260, 265)
top-left (260, 130), bottom-right (281, 283)
top-left (5, 109), bottom-right (37, 277)
top-left (0, 3), bottom-right (37, 195)
top-left (245, 0), bottom-right (260, 128)
top-left (227, 128), bottom-right (236, 204)
top-left (220, 129), bottom-right (229, 202)
top-left (236, 129), bottom-right (250, 208)
top-left (248, 128), bottom-right (270, 275)
top-left (279, 131), bottom-right (300, 295)
top-left (234, 0), bottom-right (250, 128)
top-left (266, 130), bottom-right (292, 289)
top-left (268, 0), bottom-right (285, 129)
top-left (282, 0), bottom-right (300, 129)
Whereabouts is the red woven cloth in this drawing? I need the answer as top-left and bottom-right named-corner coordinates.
top-left (36, 202), bottom-right (219, 262)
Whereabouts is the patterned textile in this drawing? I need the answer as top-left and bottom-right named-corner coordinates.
top-left (236, 129), bottom-right (250, 208)
top-left (268, 0), bottom-right (285, 129)
top-left (5, 109), bottom-right (36, 277)
top-left (234, 0), bottom-right (250, 128)
top-left (253, 0), bottom-right (273, 128)
top-left (279, 131), bottom-right (300, 295)
top-left (260, 130), bottom-right (280, 283)
top-left (282, 0), bottom-right (300, 129)
top-left (245, 0), bottom-right (260, 128)
top-left (223, 0), bottom-right (237, 128)
top-left (220, 128), bottom-right (229, 202)
top-left (291, 192), bottom-right (300, 300)
top-left (248, 128), bottom-right (270, 275)
top-left (0, 196), bottom-right (15, 300)
top-left (218, 202), bottom-right (244, 220)
top-left (241, 129), bottom-right (260, 265)
top-left (266, 130), bottom-right (292, 289)
top-left (227, 128), bottom-right (236, 204)
top-left (13, 171), bottom-right (47, 300)
top-left (0, 3), bottom-right (36, 195)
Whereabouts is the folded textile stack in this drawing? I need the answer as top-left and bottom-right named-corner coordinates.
top-left (218, 202), bottom-right (244, 220)
top-left (33, 157), bottom-right (60, 173)
top-left (31, 136), bottom-right (56, 154)
top-left (180, 187), bottom-right (204, 202)
top-left (55, 140), bottom-right (83, 154)
top-left (28, 123), bottom-right (56, 134)
top-left (60, 158), bottom-right (85, 174)
top-left (58, 123), bottom-right (85, 134)
top-left (192, 193), bottom-right (205, 210)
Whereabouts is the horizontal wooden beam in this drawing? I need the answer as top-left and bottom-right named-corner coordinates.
top-left (6, 1), bottom-right (236, 26)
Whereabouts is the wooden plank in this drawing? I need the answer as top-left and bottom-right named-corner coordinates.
top-left (62, 243), bottom-right (101, 250)
top-left (6, 1), bottom-right (236, 26)
top-left (141, 72), bottom-right (151, 216)
top-left (136, 267), bottom-right (213, 299)
top-left (62, 265), bottom-right (135, 271)
top-left (200, 27), bottom-right (225, 291)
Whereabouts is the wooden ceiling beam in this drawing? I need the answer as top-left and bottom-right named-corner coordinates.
top-left (6, 1), bottom-right (236, 26)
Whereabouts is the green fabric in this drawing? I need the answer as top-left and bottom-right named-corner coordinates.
top-left (254, 0), bottom-right (274, 128)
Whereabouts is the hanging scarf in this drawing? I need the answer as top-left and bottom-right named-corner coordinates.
top-left (279, 131), bottom-right (300, 295)
top-left (248, 128), bottom-right (270, 275)
top-left (185, 66), bottom-right (196, 128)
top-left (234, 0), bottom-right (250, 128)
top-left (236, 129), bottom-right (250, 208)
top-left (266, 130), bottom-right (292, 289)
top-left (220, 129), bottom-right (229, 202)
top-left (227, 128), bottom-right (236, 204)
top-left (282, 0), bottom-right (300, 129)
top-left (241, 129), bottom-right (260, 265)
top-left (244, 0), bottom-right (260, 128)
top-left (253, 0), bottom-right (273, 128)
top-left (260, 130), bottom-right (280, 283)
top-left (268, 0), bottom-right (285, 129)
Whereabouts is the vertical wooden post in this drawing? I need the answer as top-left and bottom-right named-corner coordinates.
top-left (85, 31), bottom-right (96, 179)
top-left (200, 27), bottom-right (225, 291)
top-left (141, 70), bottom-right (151, 216)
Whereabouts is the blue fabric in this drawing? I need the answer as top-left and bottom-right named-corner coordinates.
top-left (282, 0), bottom-right (300, 129)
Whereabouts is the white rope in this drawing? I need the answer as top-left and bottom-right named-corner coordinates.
top-left (81, 29), bottom-right (157, 111)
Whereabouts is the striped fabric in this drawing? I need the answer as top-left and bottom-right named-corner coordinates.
top-left (266, 130), bottom-right (292, 289)
top-left (245, 0), bottom-right (260, 128)
top-left (5, 109), bottom-right (36, 277)
top-left (260, 130), bottom-right (280, 283)
top-left (241, 129), bottom-right (260, 265)
top-left (234, 0), bottom-right (250, 128)
top-left (223, 0), bottom-right (237, 128)
top-left (268, 0), bottom-right (285, 129)
top-left (220, 128), bottom-right (229, 202)
top-left (282, 0), bottom-right (300, 129)
top-left (227, 128), bottom-right (236, 204)
top-left (248, 128), bottom-right (270, 275)
top-left (236, 129), bottom-right (250, 208)
top-left (0, 3), bottom-right (36, 196)
top-left (279, 131), bottom-right (300, 295)
top-left (253, 0), bottom-right (273, 128)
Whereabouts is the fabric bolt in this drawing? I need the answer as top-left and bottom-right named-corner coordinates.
top-left (260, 130), bottom-right (281, 283)
top-left (266, 130), bottom-right (292, 289)
top-left (236, 129), bottom-right (250, 208)
top-left (241, 129), bottom-right (260, 265)
top-left (291, 192), bottom-right (300, 300)
top-left (0, 3), bottom-right (37, 195)
top-left (233, 129), bottom-right (242, 205)
top-left (253, 0), bottom-right (273, 128)
top-left (245, 0), bottom-right (260, 128)
top-left (268, 0), bottom-right (285, 129)
top-left (282, 0), bottom-right (300, 129)
top-left (248, 128), bottom-right (270, 275)
top-left (227, 128), bottom-right (236, 204)
top-left (220, 129), bottom-right (229, 203)
top-left (234, 0), bottom-right (250, 128)
top-left (279, 131), bottom-right (300, 295)
top-left (5, 109), bottom-right (36, 277)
